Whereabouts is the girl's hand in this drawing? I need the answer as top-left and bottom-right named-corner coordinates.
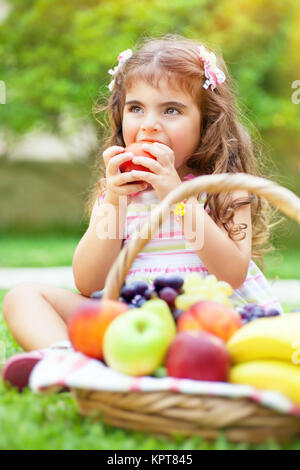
top-left (129, 142), bottom-right (182, 201)
top-left (102, 146), bottom-right (148, 205)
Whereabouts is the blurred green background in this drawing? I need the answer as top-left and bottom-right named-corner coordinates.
top-left (0, 0), bottom-right (299, 272)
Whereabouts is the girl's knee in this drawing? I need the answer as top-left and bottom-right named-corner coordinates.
top-left (2, 282), bottom-right (88, 325)
top-left (2, 282), bottom-right (42, 317)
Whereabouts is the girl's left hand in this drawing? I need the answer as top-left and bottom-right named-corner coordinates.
top-left (130, 142), bottom-right (182, 200)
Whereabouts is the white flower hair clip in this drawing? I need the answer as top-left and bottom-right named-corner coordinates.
top-left (108, 49), bottom-right (133, 92)
top-left (198, 45), bottom-right (226, 91)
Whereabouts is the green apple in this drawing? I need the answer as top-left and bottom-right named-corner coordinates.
top-left (131, 299), bottom-right (176, 344)
top-left (103, 310), bottom-right (170, 376)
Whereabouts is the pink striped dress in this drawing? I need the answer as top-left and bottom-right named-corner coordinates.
top-left (123, 186), bottom-right (284, 314)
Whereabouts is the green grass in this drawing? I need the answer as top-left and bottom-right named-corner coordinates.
top-left (1, 235), bottom-right (299, 280)
top-left (264, 249), bottom-right (300, 280)
top-left (0, 289), bottom-right (300, 450)
top-left (0, 234), bottom-right (79, 267)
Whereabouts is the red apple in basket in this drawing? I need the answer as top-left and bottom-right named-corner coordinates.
top-left (120, 142), bottom-right (157, 178)
top-left (166, 330), bottom-right (231, 382)
top-left (68, 299), bottom-right (128, 359)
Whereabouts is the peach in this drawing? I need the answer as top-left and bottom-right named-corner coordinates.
top-left (177, 300), bottom-right (242, 342)
top-left (68, 299), bottom-right (128, 359)
top-left (166, 330), bottom-right (230, 382)
top-left (177, 311), bottom-right (203, 332)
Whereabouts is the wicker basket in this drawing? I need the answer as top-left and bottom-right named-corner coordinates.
top-left (71, 173), bottom-right (300, 443)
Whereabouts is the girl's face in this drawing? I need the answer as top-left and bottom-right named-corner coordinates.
top-left (122, 78), bottom-right (201, 170)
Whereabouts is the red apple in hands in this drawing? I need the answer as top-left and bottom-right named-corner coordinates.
top-left (120, 142), bottom-right (157, 174)
top-left (68, 299), bottom-right (128, 359)
top-left (177, 300), bottom-right (242, 342)
top-left (166, 330), bottom-right (231, 382)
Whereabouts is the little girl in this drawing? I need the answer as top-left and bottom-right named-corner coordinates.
top-left (2, 34), bottom-right (283, 391)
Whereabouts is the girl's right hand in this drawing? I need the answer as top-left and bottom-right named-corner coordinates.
top-left (102, 146), bottom-right (148, 205)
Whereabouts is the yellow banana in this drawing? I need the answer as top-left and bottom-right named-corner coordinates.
top-left (230, 360), bottom-right (300, 406)
top-left (227, 313), bottom-right (300, 364)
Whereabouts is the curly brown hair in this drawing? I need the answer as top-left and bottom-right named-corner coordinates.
top-left (86, 33), bottom-right (281, 271)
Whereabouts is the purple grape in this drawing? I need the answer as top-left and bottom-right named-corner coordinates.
top-left (172, 308), bottom-right (184, 321)
top-left (136, 298), bottom-right (147, 307)
top-left (90, 290), bottom-right (103, 299)
top-left (120, 284), bottom-right (136, 302)
top-left (242, 314), bottom-right (255, 324)
top-left (131, 294), bottom-right (143, 304)
top-left (239, 310), bottom-right (252, 320)
top-left (158, 287), bottom-right (178, 306)
top-left (131, 294), bottom-right (147, 307)
top-left (130, 280), bottom-right (149, 296)
top-left (153, 276), bottom-right (168, 292)
top-left (243, 303), bottom-right (257, 313)
top-left (242, 303), bottom-right (266, 317)
top-left (238, 305), bottom-right (266, 324)
top-left (266, 308), bottom-right (281, 317)
top-left (127, 303), bottom-right (136, 309)
top-left (144, 288), bottom-right (155, 300)
top-left (167, 275), bottom-right (184, 291)
top-left (250, 315), bottom-right (261, 321)
top-left (250, 306), bottom-right (266, 318)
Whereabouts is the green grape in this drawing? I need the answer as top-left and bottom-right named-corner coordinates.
top-left (179, 273), bottom-right (234, 311)
top-left (187, 285), bottom-right (207, 295)
top-left (204, 275), bottom-right (218, 287)
top-left (183, 273), bottom-right (204, 291)
top-left (217, 281), bottom-right (233, 296)
top-left (175, 293), bottom-right (206, 310)
top-left (211, 292), bottom-right (233, 307)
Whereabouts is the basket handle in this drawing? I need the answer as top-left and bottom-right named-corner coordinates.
top-left (103, 173), bottom-right (300, 300)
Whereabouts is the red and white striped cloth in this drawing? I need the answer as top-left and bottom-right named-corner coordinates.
top-left (29, 350), bottom-right (300, 417)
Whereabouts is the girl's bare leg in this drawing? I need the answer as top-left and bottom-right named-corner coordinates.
top-left (2, 282), bottom-right (90, 351)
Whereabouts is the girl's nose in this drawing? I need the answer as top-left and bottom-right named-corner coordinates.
top-left (141, 113), bottom-right (161, 132)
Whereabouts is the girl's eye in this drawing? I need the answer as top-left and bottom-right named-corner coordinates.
top-left (128, 105), bottom-right (142, 113)
top-left (127, 105), bottom-right (181, 115)
top-left (166, 107), bottom-right (180, 115)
